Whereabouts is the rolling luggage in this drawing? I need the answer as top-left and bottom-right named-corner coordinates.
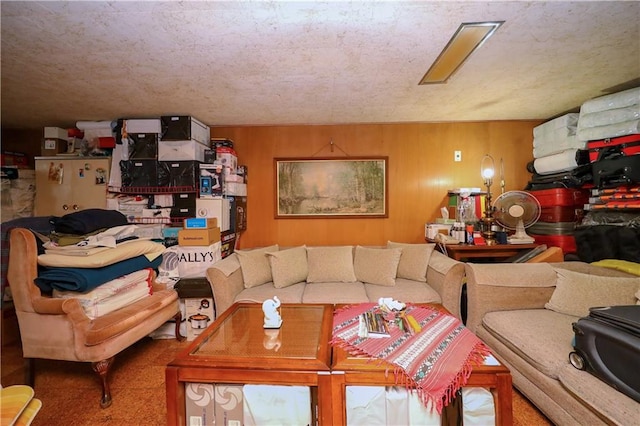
top-left (570, 305), bottom-right (640, 403)
top-left (527, 188), bottom-right (590, 207)
top-left (588, 134), bottom-right (640, 162)
top-left (592, 154), bottom-right (640, 188)
top-left (539, 205), bottom-right (582, 222)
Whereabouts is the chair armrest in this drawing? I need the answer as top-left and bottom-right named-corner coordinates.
top-left (31, 296), bottom-right (66, 315)
top-left (206, 254), bottom-right (244, 318)
top-left (464, 263), bottom-right (557, 333)
top-left (32, 296), bottom-right (91, 327)
top-left (426, 251), bottom-right (465, 319)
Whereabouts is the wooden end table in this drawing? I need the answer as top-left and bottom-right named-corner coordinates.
top-left (428, 239), bottom-right (539, 262)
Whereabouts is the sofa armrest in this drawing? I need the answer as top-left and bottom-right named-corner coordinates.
top-left (464, 262), bottom-right (558, 333)
top-left (426, 251), bottom-right (465, 320)
top-left (206, 253), bottom-right (244, 317)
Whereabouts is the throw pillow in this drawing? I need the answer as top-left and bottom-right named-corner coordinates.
top-left (353, 246), bottom-right (401, 286)
top-left (306, 246), bottom-right (357, 283)
top-left (387, 241), bottom-right (434, 282)
top-left (236, 245), bottom-right (279, 288)
top-left (266, 246), bottom-right (308, 289)
top-left (544, 268), bottom-right (640, 317)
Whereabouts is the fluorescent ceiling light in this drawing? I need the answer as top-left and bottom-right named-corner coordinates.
top-left (419, 21), bottom-right (504, 85)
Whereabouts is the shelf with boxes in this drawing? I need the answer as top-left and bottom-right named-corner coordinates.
top-left (107, 117), bottom-right (247, 244)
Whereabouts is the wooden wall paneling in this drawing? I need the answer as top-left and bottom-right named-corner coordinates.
top-left (212, 121), bottom-right (540, 248)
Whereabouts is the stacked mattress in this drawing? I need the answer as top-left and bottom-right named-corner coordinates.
top-left (527, 113), bottom-right (591, 190)
top-left (577, 87), bottom-right (640, 142)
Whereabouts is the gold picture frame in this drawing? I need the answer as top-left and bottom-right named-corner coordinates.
top-left (275, 157), bottom-right (388, 219)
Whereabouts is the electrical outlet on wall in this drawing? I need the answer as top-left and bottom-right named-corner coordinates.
top-left (454, 150), bottom-right (462, 162)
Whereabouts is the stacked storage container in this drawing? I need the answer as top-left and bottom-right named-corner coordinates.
top-left (526, 187), bottom-right (590, 255)
top-left (573, 87), bottom-right (640, 263)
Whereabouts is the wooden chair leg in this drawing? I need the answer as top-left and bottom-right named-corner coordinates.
top-left (24, 358), bottom-right (35, 387)
top-left (174, 311), bottom-right (185, 341)
top-left (92, 357), bottom-right (114, 408)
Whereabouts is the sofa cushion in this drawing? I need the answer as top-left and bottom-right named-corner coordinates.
top-left (236, 245), bottom-right (279, 288)
top-left (364, 278), bottom-right (442, 304)
top-left (266, 246), bottom-right (308, 289)
top-left (545, 268), bottom-right (640, 317)
top-left (306, 246), bottom-right (357, 283)
top-left (353, 246), bottom-right (401, 286)
top-left (235, 282), bottom-right (306, 305)
top-left (558, 364), bottom-right (640, 424)
top-left (302, 282), bottom-right (368, 304)
top-left (387, 242), bottom-right (433, 282)
top-left (481, 309), bottom-right (578, 378)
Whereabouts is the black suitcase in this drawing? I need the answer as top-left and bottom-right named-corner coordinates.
top-left (592, 145), bottom-right (640, 188)
top-left (570, 305), bottom-right (640, 402)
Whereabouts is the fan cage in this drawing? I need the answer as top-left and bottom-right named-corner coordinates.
top-left (493, 190), bottom-right (541, 230)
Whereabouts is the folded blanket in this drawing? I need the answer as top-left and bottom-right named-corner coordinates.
top-left (53, 269), bottom-right (153, 319)
top-left (35, 255), bottom-right (162, 293)
top-left (51, 209), bottom-right (128, 235)
top-left (38, 239), bottom-right (165, 268)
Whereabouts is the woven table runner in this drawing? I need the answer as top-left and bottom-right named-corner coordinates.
top-left (331, 303), bottom-right (491, 413)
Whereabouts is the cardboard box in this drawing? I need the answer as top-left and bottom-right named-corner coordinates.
top-left (184, 217), bottom-right (217, 229)
top-left (119, 160), bottom-right (159, 189)
top-left (215, 384), bottom-right (244, 426)
top-left (220, 231), bottom-right (238, 259)
top-left (41, 138), bottom-right (69, 156)
top-left (215, 146), bottom-right (238, 173)
top-left (228, 196), bottom-right (247, 232)
top-left (44, 126), bottom-right (68, 140)
top-left (225, 182), bottom-right (247, 196)
top-left (158, 140), bottom-right (209, 162)
top-left (199, 164), bottom-right (224, 198)
top-left (175, 278), bottom-right (215, 340)
top-left (196, 198), bottom-right (230, 232)
top-left (178, 227), bottom-right (221, 246)
top-left (160, 115), bottom-right (210, 145)
top-left (185, 383), bottom-right (215, 425)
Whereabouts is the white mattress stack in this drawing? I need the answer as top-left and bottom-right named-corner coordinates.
top-left (532, 113), bottom-right (587, 175)
top-left (577, 87), bottom-right (640, 141)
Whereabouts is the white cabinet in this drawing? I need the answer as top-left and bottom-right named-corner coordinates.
top-left (34, 157), bottom-right (110, 216)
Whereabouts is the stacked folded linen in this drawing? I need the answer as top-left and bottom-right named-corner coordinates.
top-left (532, 148), bottom-right (590, 175)
top-left (577, 87), bottom-right (640, 141)
top-left (53, 269), bottom-right (153, 319)
top-left (532, 113), bottom-right (586, 158)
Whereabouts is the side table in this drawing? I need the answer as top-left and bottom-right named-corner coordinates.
top-left (427, 239), bottom-right (540, 262)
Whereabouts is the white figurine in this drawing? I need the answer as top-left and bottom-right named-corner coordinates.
top-left (262, 296), bottom-right (282, 329)
top-left (263, 329), bottom-right (282, 351)
top-left (378, 297), bottom-right (405, 311)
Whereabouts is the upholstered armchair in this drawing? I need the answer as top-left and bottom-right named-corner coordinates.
top-left (7, 228), bottom-right (183, 408)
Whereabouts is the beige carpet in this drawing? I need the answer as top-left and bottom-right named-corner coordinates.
top-left (1, 336), bottom-right (552, 425)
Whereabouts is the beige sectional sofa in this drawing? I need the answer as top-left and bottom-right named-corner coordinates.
top-left (464, 261), bottom-right (640, 425)
top-left (206, 242), bottom-right (465, 320)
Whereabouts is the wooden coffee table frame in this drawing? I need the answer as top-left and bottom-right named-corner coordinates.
top-left (166, 302), bottom-right (512, 426)
top-left (330, 345), bottom-right (513, 426)
top-left (165, 303), bottom-right (335, 426)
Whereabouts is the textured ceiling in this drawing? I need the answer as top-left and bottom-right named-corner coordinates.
top-left (1, 1), bottom-right (639, 130)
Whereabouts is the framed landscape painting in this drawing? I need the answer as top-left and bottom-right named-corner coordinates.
top-left (275, 157), bottom-right (388, 218)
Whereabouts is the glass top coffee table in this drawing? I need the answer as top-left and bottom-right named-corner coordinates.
top-left (165, 303), bottom-right (334, 425)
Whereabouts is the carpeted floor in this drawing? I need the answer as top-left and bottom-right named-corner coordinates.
top-left (1, 336), bottom-right (552, 425)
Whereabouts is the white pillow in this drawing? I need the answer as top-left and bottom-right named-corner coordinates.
top-left (387, 241), bottom-right (434, 282)
top-left (267, 246), bottom-right (308, 289)
top-left (37, 239), bottom-right (166, 268)
top-left (354, 246), bottom-right (401, 286)
top-left (545, 268), bottom-right (640, 317)
top-left (236, 245), bottom-right (279, 288)
top-left (306, 246), bottom-right (357, 283)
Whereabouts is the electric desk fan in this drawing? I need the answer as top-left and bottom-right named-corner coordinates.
top-left (493, 190), bottom-right (541, 244)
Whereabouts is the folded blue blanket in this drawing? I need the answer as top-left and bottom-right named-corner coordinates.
top-left (35, 255), bottom-right (162, 293)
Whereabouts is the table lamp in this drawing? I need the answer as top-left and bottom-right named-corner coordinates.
top-left (481, 155), bottom-right (497, 245)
